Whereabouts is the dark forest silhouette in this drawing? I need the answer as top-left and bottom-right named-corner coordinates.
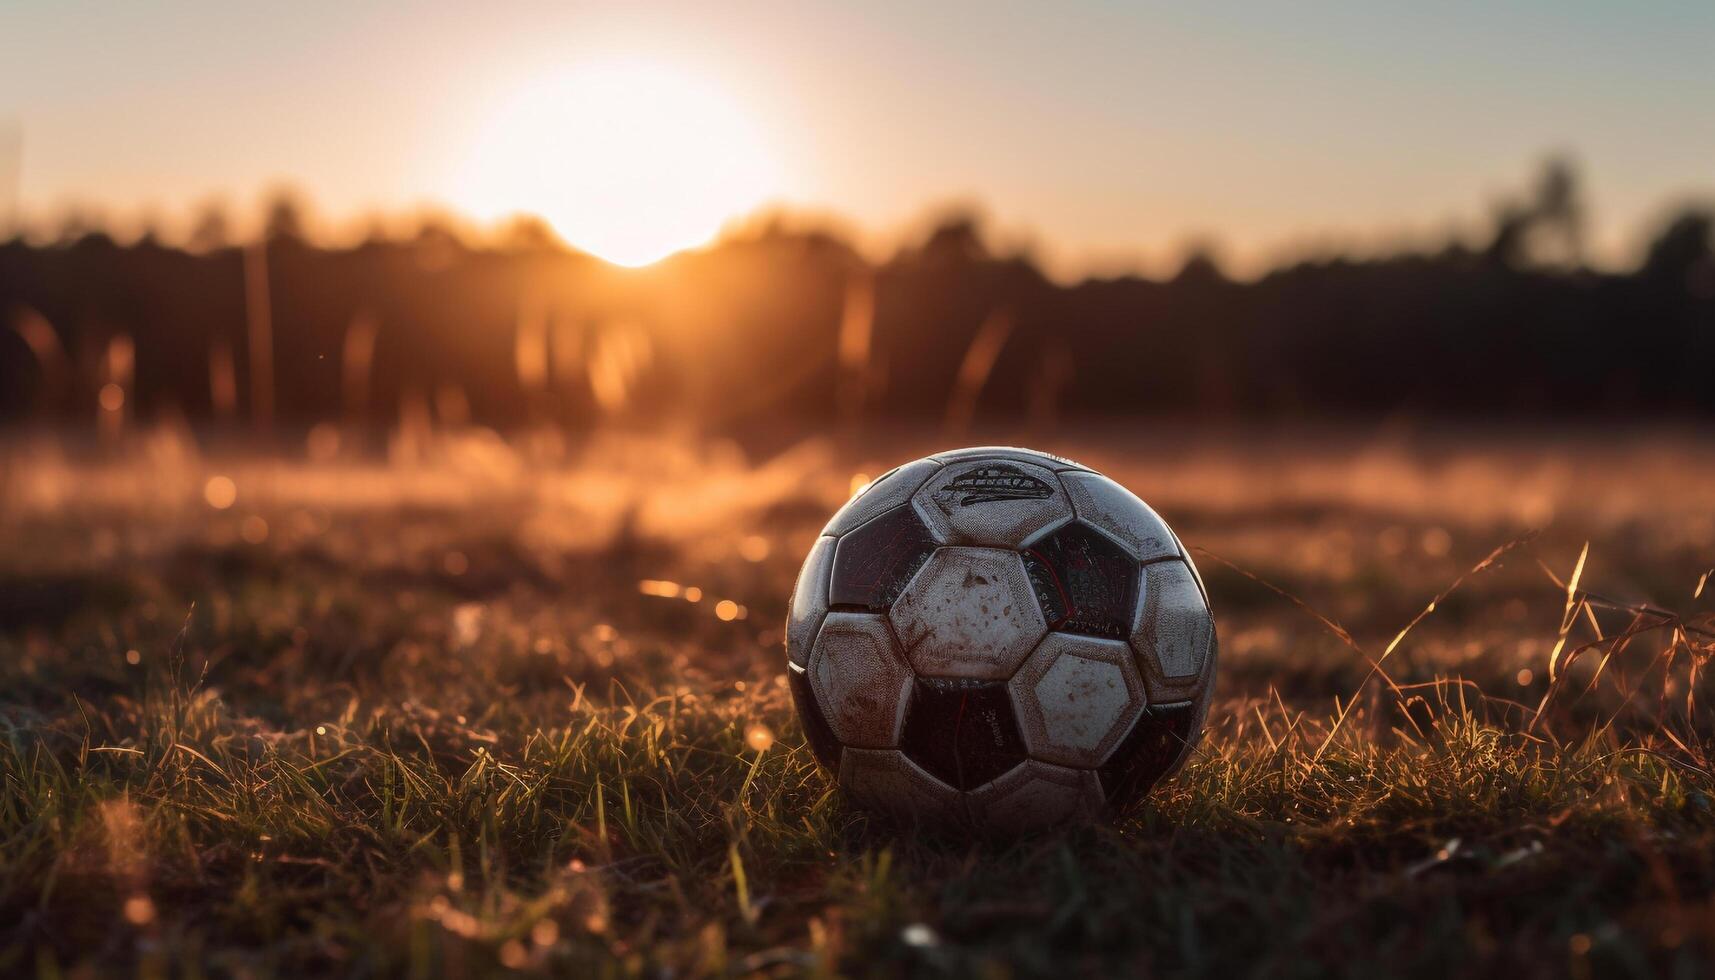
top-left (2, 160), bottom-right (1712, 434)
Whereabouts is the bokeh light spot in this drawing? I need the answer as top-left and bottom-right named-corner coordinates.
top-left (240, 515), bottom-right (269, 544)
top-left (204, 475), bottom-right (238, 509)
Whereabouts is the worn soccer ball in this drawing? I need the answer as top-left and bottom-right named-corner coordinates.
top-left (785, 446), bottom-right (1216, 834)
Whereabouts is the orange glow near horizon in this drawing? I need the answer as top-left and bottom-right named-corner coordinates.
top-left (450, 61), bottom-right (783, 267)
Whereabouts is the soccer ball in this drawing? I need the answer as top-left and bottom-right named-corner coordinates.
top-left (785, 446), bottom-right (1217, 834)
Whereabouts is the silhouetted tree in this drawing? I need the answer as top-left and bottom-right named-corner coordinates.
top-left (496, 214), bottom-right (565, 253)
top-left (187, 200), bottom-right (233, 253)
top-left (262, 189), bottom-right (309, 243)
top-left (919, 213), bottom-right (990, 265)
top-left (1487, 157), bottom-right (1585, 270)
top-left (1172, 246), bottom-right (1227, 287)
top-left (1642, 209), bottom-right (1713, 289)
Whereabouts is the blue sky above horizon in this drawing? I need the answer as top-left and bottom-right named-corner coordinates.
top-left (2, 0), bottom-right (1712, 276)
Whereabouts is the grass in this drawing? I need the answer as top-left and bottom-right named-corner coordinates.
top-left (1, 427), bottom-right (1712, 977)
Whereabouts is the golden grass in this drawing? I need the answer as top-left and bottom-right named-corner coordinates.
top-left (0, 425), bottom-right (1711, 976)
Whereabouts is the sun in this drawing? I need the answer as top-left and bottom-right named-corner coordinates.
top-left (454, 61), bottom-right (781, 267)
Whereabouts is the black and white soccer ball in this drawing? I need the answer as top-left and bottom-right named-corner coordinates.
top-left (786, 447), bottom-right (1217, 834)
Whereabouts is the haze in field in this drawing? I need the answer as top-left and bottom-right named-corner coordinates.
top-left (3, 0), bottom-right (1714, 274)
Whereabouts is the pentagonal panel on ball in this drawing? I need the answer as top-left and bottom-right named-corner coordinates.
top-left (899, 676), bottom-right (1029, 790)
top-left (1019, 521), bottom-right (1139, 638)
top-left (829, 505), bottom-right (938, 611)
top-left (1058, 470), bottom-right (1180, 563)
top-left (838, 748), bottom-right (967, 826)
top-left (910, 456), bottom-right (1074, 547)
top-left (1098, 701), bottom-right (1201, 810)
top-left (808, 612), bottom-right (914, 749)
top-left (1008, 634), bottom-right (1145, 769)
top-left (822, 458), bottom-right (943, 537)
top-left (786, 535), bottom-right (836, 666)
top-left (967, 759), bottom-right (1107, 836)
top-left (889, 547), bottom-right (1047, 679)
top-left (1130, 559), bottom-right (1216, 689)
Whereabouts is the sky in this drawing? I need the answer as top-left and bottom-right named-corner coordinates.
top-left (2, 0), bottom-right (1713, 277)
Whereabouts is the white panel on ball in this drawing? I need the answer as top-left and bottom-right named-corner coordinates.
top-left (839, 748), bottom-right (967, 825)
top-left (910, 456), bottom-right (1074, 547)
top-left (889, 547), bottom-right (1047, 679)
top-left (930, 446), bottom-right (1090, 473)
top-left (786, 535), bottom-right (836, 666)
top-left (1009, 634), bottom-right (1146, 769)
top-left (1131, 560), bottom-right (1215, 682)
top-left (808, 613), bottom-right (914, 749)
top-left (966, 760), bottom-right (1106, 836)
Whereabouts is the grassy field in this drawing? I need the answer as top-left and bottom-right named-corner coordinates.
top-left (1, 425), bottom-right (1712, 978)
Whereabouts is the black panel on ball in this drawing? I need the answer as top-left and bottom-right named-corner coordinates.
top-left (1099, 701), bottom-right (1198, 809)
top-left (829, 504), bottom-right (937, 611)
top-left (787, 664), bottom-right (843, 771)
top-left (899, 677), bottom-right (1028, 790)
top-left (1020, 521), bottom-right (1138, 638)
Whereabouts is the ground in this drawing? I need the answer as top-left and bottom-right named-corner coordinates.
top-left (0, 425), bottom-right (1712, 978)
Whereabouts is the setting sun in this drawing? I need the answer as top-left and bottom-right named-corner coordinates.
top-left (453, 61), bottom-right (781, 267)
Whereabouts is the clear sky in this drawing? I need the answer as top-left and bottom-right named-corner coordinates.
top-left (2, 0), bottom-right (1712, 275)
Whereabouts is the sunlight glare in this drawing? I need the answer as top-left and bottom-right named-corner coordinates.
top-left (455, 61), bottom-right (781, 266)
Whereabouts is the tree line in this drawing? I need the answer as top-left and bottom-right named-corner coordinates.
top-left (2, 161), bottom-right (1711, 434)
